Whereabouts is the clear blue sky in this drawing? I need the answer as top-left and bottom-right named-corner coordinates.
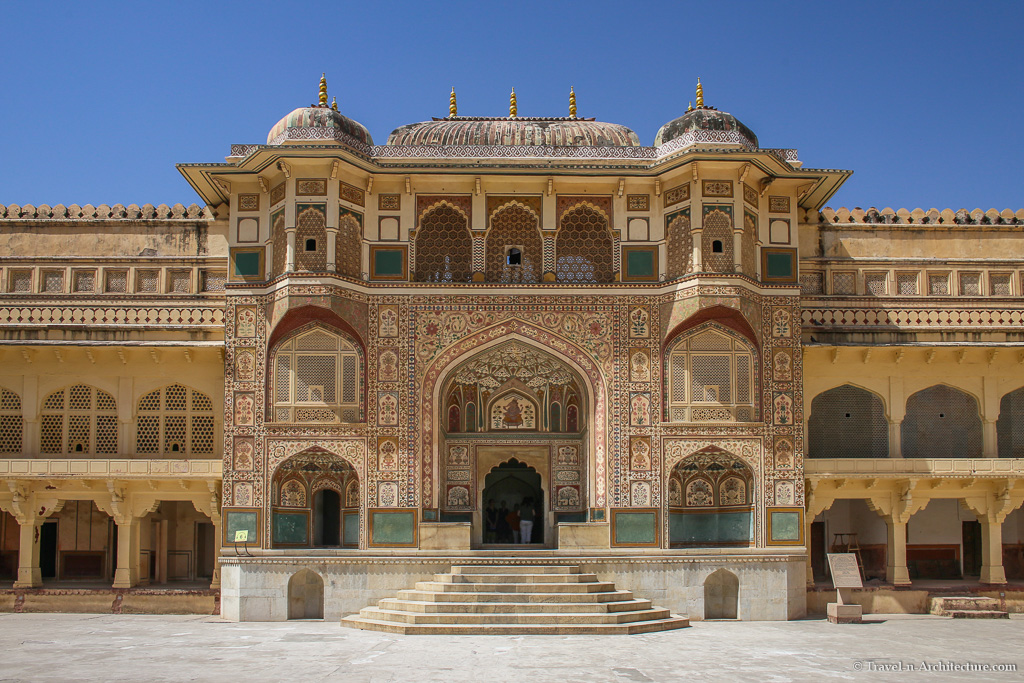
top-left (1, 0), bottom-right (1021, 211)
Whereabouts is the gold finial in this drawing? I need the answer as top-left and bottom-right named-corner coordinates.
top-left (331, 97), bottom-right (338, 111)
top-left (319, 73), bottom-right (328, 107)
top-left (449, 87), bottom-right (457, 117)
top-left (687, 101), bottom-right (693, 112)
top-left (695, 77), bottom-right (704, 109)
top-left (569, 87), bottom-right (577, 118)
top-left (509, 87), bottom-right (517, 118)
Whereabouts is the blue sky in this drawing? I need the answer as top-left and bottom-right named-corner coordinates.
top-left (1, 0), bottom-right (1021, 211)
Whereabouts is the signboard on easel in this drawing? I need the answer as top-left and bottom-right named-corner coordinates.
top-left (826, 553), bottom-right (863, 623)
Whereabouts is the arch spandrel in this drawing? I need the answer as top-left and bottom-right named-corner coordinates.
top-left (420, 321), bottom-right (609, 509)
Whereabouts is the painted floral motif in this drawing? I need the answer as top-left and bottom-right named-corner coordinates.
top-left (233, 482), bottom-right (253, 507)
top-left (233, 438), bottom-right (254, 471)
top-left (775, 480), bottom-right (795, 506)
top-left (668, 478), bottom-right (683, 506)
top-left (446, 485), bottom-right (470, 508)
top-left (378, 306), bottom-right (399, 338)
top-left (774, 437), bottom-right (794, 468)
top-left (629, 349), bottom-right (651, 381)
top-left (448, 445), bottom-right (469, 466)
top-left (378, 349), bottom-right (398, 382)
top-left (378, 438), bottom-right (398, 471)
top-left (720, 476), bottom-right (746, 505)
top-left (235, 349), bottom-right (255, 382)
top-left (631, 481), bottom-right (651, 506)
top-left (378, 481), bottom-right (399, 507)
top-left (685, 479), bottom-right (714, 507)
top-left (280, 479), bottom-right (306, 507)
top-left (630, 393), bottom-right (650, 426)
top-left (234, 393), bottom-right (255, 426)
top-left (771, 308), bottom-right (792, 338)
top-left (235, 307), bottom-right (257, 338)
top-left (630, 437), bottom-right (651, 470)
top-left (629, 306), bottom-right (650, 338)
top-left (773, 349), bottom-right (792, 381)
top-left (378, 392), bottom-right (398, 425)
top-left (345, 481), bottom-right (359, 508)
top-left (773, 392), bottom-right (794, 425)
top-left (556, 485), bottom-right (581, 509)
top-left (556, 446), bottom-right (579, 466)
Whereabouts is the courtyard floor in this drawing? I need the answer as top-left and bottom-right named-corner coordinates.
top-left (0, 613), bottom-right (1021, 682)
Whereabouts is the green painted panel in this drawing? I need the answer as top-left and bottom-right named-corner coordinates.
top-left (771, 511), bottom-right (801, 541)
top-left (626, 250), bottom-right (656, 278)
top-left (371, 511), bottom-right (415, 545)
top-left (613, 511), bottom-right (656, 545)
top-left (374, 249), bottom-right (404, 276)
top-left (670, 511), bottom-right (752, 545)
top-left (225, 511), bottom-right (258, 544)
top-left (343, 512), bottom-right (360, 546)
top-left (556, 512), bottom-right (587, 524)
top-left (766, 252), bottom-right (795, 279)
top-left (234, 251), bottom-right (261, 276)
top-left (272, 511), bottom-right (308, 545)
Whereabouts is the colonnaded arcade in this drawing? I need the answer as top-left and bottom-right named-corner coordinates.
top-left (1, 77), bottom-right (1022, 624)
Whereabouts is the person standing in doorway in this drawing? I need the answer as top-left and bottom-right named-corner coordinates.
top-left (520, 498), bottom-right (534, 545)
top-left (484, 500), bottom-right (498, 543)
top-left (507, 504), bottom-right (521, 544)
top-left (497, 501), bottom-right (510, 543)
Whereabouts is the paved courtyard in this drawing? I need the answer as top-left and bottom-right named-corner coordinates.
top-left (0, 613), bottom-right (1020, 682)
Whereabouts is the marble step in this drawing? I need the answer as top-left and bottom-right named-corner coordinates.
top-left (396, 588), bottom-right (637, 603)
top-left (434, 572), bottom-right (600, 584)
top-left (378, 598), bottom-right (654, 614)
top-left (948, 610), bottom-right (1010, 619)
top-left (356, 607), bottom-right (672, 625)
top-left (341, 615), bottom-right (691, 636)
top-left (414, 580), bottom-right (616, 593)
top-left (449, 565), bottom-right (580, 575)
top-left (929, 596), bottom-right (1000, 615)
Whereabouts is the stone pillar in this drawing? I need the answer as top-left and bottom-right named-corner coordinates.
top-left (979, 515), bottom-right (1007, 584)
top-left (325, 227), bottom-right (338, 272)
top-left (884, 518), bottom-right (911, 586)
top-left (982, 420), bottom-right (999, 458)
top-left (210, 516), bottom-right (222, 590)
top-left (285, 228), bottom-right (297, 273)
top-left (691, 229), bottom-right (703, 272)
top-left (13, 517), bottom-right (43, 588)
top-left (732, 227), bottom-right (744, 274)
top-left (157, 519), bottom-right (169, 585)
top-left (112, 516), bottom-right (141, 589)
top-left (888, 419), bottom-right (903, 458)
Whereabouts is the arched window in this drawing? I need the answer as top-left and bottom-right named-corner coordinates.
top-left (271, 326), bottom-right (361, 423)
top-left (336, 213), bottom-right (362, 279)
top-left (414, 204), bottom-right (473, 282)
top-left (556, 205), bottom-right (613, 283)
top-left (742, 212), bottom-right (757, 276)
top-left (271, 211), bottom-right (287, 276)
top-left (666, 326), bottom-right (756, 423)
top-left (701, 208), bottom-right (733, 273)
top-left (549, 402), bottom-right (561, 432)
top-left (0, 388), bottom-right (23, 454)
top-left (665, 211), bottom-right (692, 279)
top-left (902, 385), bottom-right (982, 458)
top-left (669, 449), bottom-right (754, 548)
top-left (998, 386), bottom-right (1024, 458)
top-left (136, 384), bottom-right (215, 456)
top-left (40, 385), bottom-right (117, 455)
top-left (465, 403), bottom-right (476, 433)
top-left (808, 385), bottom-right (888, 458)
top-left (295, 206), bottom-right (327, 272)
top-left (485, 204), bottom-right (542, 283)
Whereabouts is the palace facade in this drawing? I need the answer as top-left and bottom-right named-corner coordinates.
top-left (1, 78), bottom-right (1022, 622)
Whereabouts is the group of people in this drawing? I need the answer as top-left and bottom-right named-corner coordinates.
top-left (484, 498), bottom-right (537, 544)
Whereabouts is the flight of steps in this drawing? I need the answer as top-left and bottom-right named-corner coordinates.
top-left (929, 595), bottom-right (1009, 619)
top-left (341, 564), bottom-right (690, 635)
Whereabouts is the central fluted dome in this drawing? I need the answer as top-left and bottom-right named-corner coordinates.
top-left (387, 117), bottom-right (641, 147)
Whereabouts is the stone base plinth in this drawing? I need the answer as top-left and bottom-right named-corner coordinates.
top-left (827, 602), bottom-right (862, 624)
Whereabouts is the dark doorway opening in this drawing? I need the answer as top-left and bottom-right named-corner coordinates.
top-left (40, 520), bottom-right (57, 580)
top-left (313, 489), bottom-right (342, 547)
top-left (811, 521), bottom-right (827, 582)
top-left (195, 522), bottom-right (215, 579)
top-left (962, 520), bottom-right (982, 577)
top-left (482, 458), bottom-right (544, 545)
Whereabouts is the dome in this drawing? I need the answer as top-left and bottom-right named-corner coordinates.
top-left (386, 117), bottom-right (641, 147)
top-left (654, 107), bottom-right (758, 149)
top-left (267, 106), bottom-right (373, 146)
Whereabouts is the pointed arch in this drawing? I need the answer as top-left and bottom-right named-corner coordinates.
top-left (998, 385), bottom-right (1024, 458)
top-left (808, 384), bottom-right (889, 458)
top-left (40, 384), bottom-right (117, 455)
top-left (336, 212), bottom-right (362, 279)
top-left (485, 201), bottom-right (543, 283)
top-left (556, 203), bottom-right (614, 283)
top-left (136, 383), bottom-right (216, 456)
top-left (665, 209), bottom-right (692, 279)
top-left (0, 387), bottom-right (23, 455)
top-left (902, 384), bottom-right (982, 458)
top-left (414, 202), bottom-right (473, 282)
top-left (295, 205), bottom-right (328, 272)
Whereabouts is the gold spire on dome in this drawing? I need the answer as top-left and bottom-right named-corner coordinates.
top-left (569, 87), bottom-right (577, 118)
top-left (331, 97), bottom-right (338, 111)
top-left (319, 73), bottom-right (328, 107)
top-left (509, 88), bottom-right (517, 118)
top-left (449, 87), bottom-right (457, 117)
top-left (695, 77), bottom-right (704, 109)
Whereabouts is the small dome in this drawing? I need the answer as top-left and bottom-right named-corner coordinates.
top-left (387, 117), bottom-right (640, 147)
top-left (267, 106), bottom-right (373, 146)
top-left (654, 107), bottom-right (757, 149)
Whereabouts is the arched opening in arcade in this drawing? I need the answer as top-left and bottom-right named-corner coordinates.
top-left (668, 448), bottom-right (754, 548)
top-left (437, 339), bottom-right (591, 548)
top-left (271, 449), bottom-right (359, 549)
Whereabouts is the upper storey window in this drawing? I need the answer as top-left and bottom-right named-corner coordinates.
top-left (136, 384), bottom-right (215, 456)
top-left (40, 385), bottom-right (117, 455)
top-left (666, 327), bottom-right (756, 423)
top-left (414, 204), bottom-right (473, 283)
top-left (0, 388), bottom-right (23, 454)
top-left (556, 204), bottom-right (614, 283)
top-left (272, 327), bottom-right (361, 423)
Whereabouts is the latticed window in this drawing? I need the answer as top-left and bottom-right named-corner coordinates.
top-left (42, 270), bottom-right (64, 293)
top-left (665, 212), bottom-right (692, 279)
top-left (808, 385), bottom-right (888, 458)
top-left (902, 385), bottom-right (982, 458)
top-left (800, 272), bottom-right (824, 295)
top-left (136, 384), bottom-right (215, 456)
top-left (272, 327), bottom-right (360, 423)
top-left (832, 271), bottom-right (856, 295)
top-left (896, 272), bottom-right (919, 295)
top-left (864, 271), bottom-right (887, 296)
top-left (104, 270), bottom-right (128, 293)
top-left (928, 273), bottom-right (949, 295)
top-left (295, 207), bottom-right (327, 272)
top-left (9, 269), bottom-right (32, 293)
top-left (336, 214), bottom-right (362, 279)
top-left (415, 204), bottom-right (473, 282)
top-left (136, 269), bottom-right (159, 293)
top-left (272, 213), bottom-right (288, 276)
top-left (169, 270), bottom-right (192, 293)
top-left (701, 209), bottom-right (733, 273)
top-left (959, 272), bottom-right (981, 296)
top-left (990, 273), bottom-right (1012, 296)
top-left (997, 387), bottom-right (1024, 458)
top-left (556, 204), bottom-right (614, 283)
top-left (666, 327), bottom-right (755, 423)
top-left (201, 270), bottom-right (226, 292)
top-left (742, 212), bottom-right (757, 276)
top-left (40, 385), bottom-right (117, 455)
top-left (72, 270), bottom-right (96, 293)
top-left (485, 204), bottom-right (542, 283)
top-left (0, 388), bottom-right (23, 454)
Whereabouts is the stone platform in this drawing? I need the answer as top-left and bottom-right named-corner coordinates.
top-left (929, 595), bottom-right (1010, 619)
top-left (341, 564), bottom-right (689, 634)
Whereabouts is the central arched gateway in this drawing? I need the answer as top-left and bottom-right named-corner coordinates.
top-left (271, 448), bottom-right (359, 549)
top-left (437, 339), bottom-right (591, 547)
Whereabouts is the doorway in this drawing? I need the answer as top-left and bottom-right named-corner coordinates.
top-left (40, 520), bottom-right (57, 580)
top-left (962, 520), bottom-right (981, 577)
top-left (482, 458), bottom-right (544, 545)
top-left (313, 489), bottom-right (342, 547)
